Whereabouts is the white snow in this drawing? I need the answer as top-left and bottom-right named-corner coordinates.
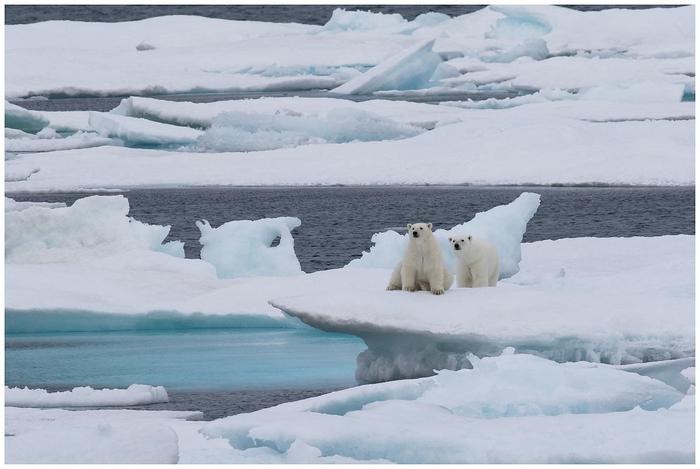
top-left (6, 384), bottom-right (169, 408)
top-left (5, 407), bottom-right (199, 463)
top-left (197, 217), bottom-right (303, 278)
top-left (271, 234), bottom-right (694, 382)
top-left (201, 352), bottom-right (694, 463)
top-left (349, 191), bottom-right (540, 279)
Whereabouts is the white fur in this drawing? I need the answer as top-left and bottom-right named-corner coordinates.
top-left (449, 235), bottom-right (499, 288)
top-left (387, 222), bottom-right (453, 295)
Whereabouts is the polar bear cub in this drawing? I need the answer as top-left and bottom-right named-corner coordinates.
top-left (387, 222), bottom-right (454, 295)
top-left (449, 235), bottom-right (499, 288)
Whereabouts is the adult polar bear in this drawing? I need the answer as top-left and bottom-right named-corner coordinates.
top-left (387, 222), bottom-right (453, 295)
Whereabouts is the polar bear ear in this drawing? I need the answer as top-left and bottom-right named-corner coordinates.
top-left (468, 235), bottom-right (472, 241)
top-left (427, 223), bottom-right (433, 230)
top-left (406, 223), bottom-right (412, 231)
top-left (448, 236), bottom-right (453, 242)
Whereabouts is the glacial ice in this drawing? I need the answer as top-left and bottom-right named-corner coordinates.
top-left (197, 108), bottom-right (423, 152)
top-left (202, 353), bottom-right (694, 463)
top-left (332, 39), bottom-right (442, 94)
top-left (348, 192), bottom-right (541, 279)
top-left (88, 112), bottom-right (203, 147)
top-left (197, 217), bottom-right (303, 278)
top-left (322, 8), bottom-right (406, 32)
top-left (5, 384), bottom-right (169, 408)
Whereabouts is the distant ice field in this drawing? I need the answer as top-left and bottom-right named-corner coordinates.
top-left (10, 186), bottom-right (694, 272)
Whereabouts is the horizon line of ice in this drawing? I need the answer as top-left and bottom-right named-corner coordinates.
top-left (5, 384), bottom-right (169, 408)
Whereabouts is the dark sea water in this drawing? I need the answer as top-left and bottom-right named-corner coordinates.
top-left (5, 4), bottom-right (681, 25)
top-left (10, 186), bottom-right (695, 272)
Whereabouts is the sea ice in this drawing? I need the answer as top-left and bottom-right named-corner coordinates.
top-left (88, 111), bottom-right (203, 147)
top-left (5, 101), bottom-right (49, 133)
top-left (5, 384), bottom-right (169, 408)
top-left (197, 217), bottom-right (303, 278)
top-left (5, 194), bottom-right (183, 263)
top-left (348, 192), bottom-right (541, 279)
top-left (332, 39), bottom-right (442, 94)
top-left (5, 407), bottom-right (198, 463)
top-left (5, 131), bottom-right (117, 152)
top-left (197, 108), bottom-right (422, 152)
top-left (272, 235), bottom-right (694, 382)
top-left (202, 353), bottom-right (694, 463)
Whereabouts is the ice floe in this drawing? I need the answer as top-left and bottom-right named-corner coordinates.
top-left (201, 352), bottom-right (694, 463)
top-left (5, 407), bottom-right (198, 463)
top-left (272, 235), bottom-right (694, 382)
top-left (5, 6), bottom-right (693, 98)
top-left (5, 98), bottom-right (693, 190)
top-left (5, 384), bottom-right (169, 408)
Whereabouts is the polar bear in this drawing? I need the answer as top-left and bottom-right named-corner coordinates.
top-left (387, 222), bottom-right (453, 295)
top-left (449, 235), bottom-right (499, 288)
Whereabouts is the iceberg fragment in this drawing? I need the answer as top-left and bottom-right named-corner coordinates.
top-left (348, 192), bottom-right (541, 279)
top-left (332, 39), bottom-right (442, 94)
top-left (6, 195), bottom-right (183, 263)
top-left (197, 217), bottom-right (303, 279)
top-left (322, 8), bottom-right (406, 32)
top-left (5, 384), bottom-right (169, 408)
top-left (89, 112), bottom-right (203, 147)
top-left (6, 102), bottom-right (49, 133)
top-left (197, 108), bottom-right (422, 152)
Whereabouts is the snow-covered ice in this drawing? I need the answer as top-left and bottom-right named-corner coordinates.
top-left (272, 234), bottom-right (694, 382)
top-left (6, 384), bottom-right (169, 408)
top-left (201, 352), bottom-right (695, 463)
top-left (349, 191), bottom-right (540, 279)
top-left (5, 407), bottom-right (199, 463)
top-left (197, 217), bottom-right (303, 278)
top-left (5, 6), bottom-right (693, 98)
top-left (88, 111), bottom-right (203, 147)
top-left (5, 193), bottom-right (534, 331)
top-left (196, 108), bottom-right (422, 152)
top-left (5, 98), bottom-right (693, 190)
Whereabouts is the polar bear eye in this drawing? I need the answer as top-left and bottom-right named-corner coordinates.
top-left (419, 227), bottom-right (423, 230)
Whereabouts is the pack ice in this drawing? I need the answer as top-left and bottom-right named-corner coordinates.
top-left (201, 352), bottom-right (695, 463)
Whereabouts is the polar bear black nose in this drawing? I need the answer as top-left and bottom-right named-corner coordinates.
top-left (412, 231), bottom-right (419, 238)
top-left (454, 244), bottom-right (460, 250)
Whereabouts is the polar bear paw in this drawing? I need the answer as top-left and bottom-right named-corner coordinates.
top-left (386, 284), bottom-right (401, 291)
top-left (403, 285), bottom-right (416, 292)
top-left (431, 288), bottom-right (444, 295)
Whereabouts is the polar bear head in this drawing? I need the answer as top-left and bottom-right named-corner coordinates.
top-left (448, 235), bottom-right (472, 252)
top-left (407, 222), bottom-right (434, 243)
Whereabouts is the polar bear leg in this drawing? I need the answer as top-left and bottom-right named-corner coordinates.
top-left (488, 264), bottom-right (499, 287)
top-left (387, 262), bottom-right (403, 290)
top-left (428, 267), bottom-right (445, 295)
top-left (401, 264), bottom-right (417, 292)
top-left (442, 267), bottom-right (454, 291)
top-left (456, 263), bottom-right (471, 288)
top-left (471, 260), bottom-right (489, 288)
